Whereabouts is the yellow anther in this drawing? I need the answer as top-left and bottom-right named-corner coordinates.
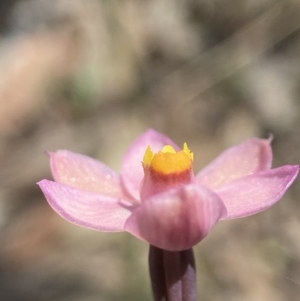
top-left (142, 143), bottom-right (193, 174)
top-left (143, 146), bottom-right (154, 165)
top-left (162, 145), bottom-right (176, 153)
top-left (183, 142), bottom-right (193, 161)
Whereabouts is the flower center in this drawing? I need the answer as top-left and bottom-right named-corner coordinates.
top-left (143, 143), bottom-right (193, 175)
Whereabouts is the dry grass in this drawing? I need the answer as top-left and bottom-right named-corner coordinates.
top-left (0, 0), bottom-right (300, 300)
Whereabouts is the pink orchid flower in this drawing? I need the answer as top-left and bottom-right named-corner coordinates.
top-left (38, 129), bottom-right (299, 251)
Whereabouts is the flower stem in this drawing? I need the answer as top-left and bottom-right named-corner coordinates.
top-left (149, 246), bottom-right (196, 301)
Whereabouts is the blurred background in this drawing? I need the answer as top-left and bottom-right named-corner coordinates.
top-left (0, 0), bottom-right (300, 300)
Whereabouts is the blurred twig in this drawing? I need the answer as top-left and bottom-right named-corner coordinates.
top-left (146, 2), bottom-right (300, 111)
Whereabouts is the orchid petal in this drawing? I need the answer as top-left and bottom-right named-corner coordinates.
top-left (38, 180), bottom-right (133, 231)
top-left (216, 165), bottom-right (299, 219)
top-left (196, 137), bottom-right (272, 189)
top-left (49, 150), bottom-right (125, 198)
top-left (121, 129), bottom-right (179, 201)
top-left (125, 185), bottom-right (226, 251)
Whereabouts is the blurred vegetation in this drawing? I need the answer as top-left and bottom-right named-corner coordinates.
top-left (0, 0), bottom-right (300, 300)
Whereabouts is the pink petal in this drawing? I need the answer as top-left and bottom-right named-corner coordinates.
top-left (125, 185), bottom-right (227, 251)
top-left (196, 137), bottom-right (272, 189)
top-left (49, 150), bottom-right (126, 199)
top-left (121, 129), bottom-right (179, 201)
top-left (38, 180), bottom-right (134, 231)
top-left (216, 165), bottom-right (299, 219)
